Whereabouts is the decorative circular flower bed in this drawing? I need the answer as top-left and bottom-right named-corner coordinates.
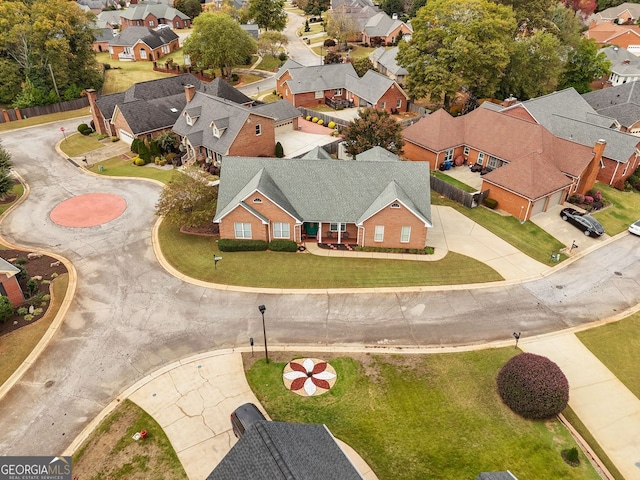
top-left (283, 358), bottom-right (337, 397)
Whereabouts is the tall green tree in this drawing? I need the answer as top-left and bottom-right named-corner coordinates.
top-left (257, 31), bottom-right (288, 57)
top-left (397, 0), bottom-right (516, 108)
top-left (380, 0), bottom-right (404, 16)
top-left (174, 0), bottom-right (203, 19)
top-left (0, 0), bottom-right (103, 107)
top-left (299, 0), bottom-right (330, 17)
top-left (0, 140), bottom-right (14, 200)
top-left (499, 32), bottom-right (563, 100)
top-left (559, 38), bottom-right (611, 93)
top-left (351, 57), bottom-right (376, 77)
top-left (155, 168), bottom-right (218, 227)
top-left (494, 0), bottom-right (555, 33)
top-left (249, 0), bottom-right (287, 31)
top-left (343, 108), bottom-right (404, 158)
top-left (547, 4), bottom-right (583, 49)
top-left (183, 13), bottom-right (257, 78)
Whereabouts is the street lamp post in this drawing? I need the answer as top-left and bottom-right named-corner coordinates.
top-left (258, 305), bottom-right (269, 363)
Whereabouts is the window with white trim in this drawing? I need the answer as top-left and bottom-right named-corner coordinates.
top-left (315, 90), bottom-right (323, 99)
top-left (140, 49), bottom-right (147, 59)
top-left (149, 20), bottom-right (155, 26)
top-left (400, 226), bottom-right (411, 243)
top-left (162, 45), bottom-right (170, 54)
top-left (478, 152), bottom-right (485, 165)
top-left (335, 88), bottom-right (342, 96)
top-left (380, 102), bottom-right (386, 109)
top-left (234, 222), bottom-right (252, 238)
top-left (255, 124), bottom-right (262, 135)
top-left (374, 225), bottom-right (384, 242)
top-left (463, 146), bottom-right (470, 156)
top-left (444, 149), bottom-right (454, 162)
top-left (396, 99), bottom-right (402, 108)
top-left (274, 222), bottom-right (290, 238)
top-left (329, 223), bottom-right (346, 232)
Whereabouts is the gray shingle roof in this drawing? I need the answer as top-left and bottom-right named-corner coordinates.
top-left (93, 27), bottom-right (115, 43)
top-left (172, 92), bottom-right (271, 156)
top-left (364, 12), bottom-right (410, 37)
top-left (97, 10), bottom-right (122, 26)
top-left (109, 25), bottom-right (178, 48)
top-left (346, 69), bottom-right (400, 104)
top-left (241, 23), bottom-right (259, 39)
top-left (301, 146), bottom-right (333, 160)
top-left (508, 88), bottom-right (640, 163)
top-left (117, 94), bottom-right (186, 134)
top-left (214, 156), bottom-right (431, 225)
top-left (596, 2), bottom-right (640, 20)
top-left (119, 3), bottom-right (190, 21)
top-left (0, 257), bottom-right (20, 276)
top-left (206, 421), bottom-right (364, 480)
top-left (282, 63), bottom-right (359, 94)
top-left (583, 81), bottom-right (640, 128)
top-left (369, 46), bottom-right (407, 76)
top-left (204, 77), bottom-right (254, 105)
top-left (354, 146), bottom-right (399, 161)
top-left (252, 100), bottom-right (301, 123)
top-left (95, 92), bottom-right (125, 121)
top-left (275, 59), bottom-right (303, 79)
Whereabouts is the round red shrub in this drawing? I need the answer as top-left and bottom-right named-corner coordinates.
top-left (497, 353), bottom-right (569, 419)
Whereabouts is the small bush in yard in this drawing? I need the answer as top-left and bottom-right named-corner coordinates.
top-left (317, 119), bottom-right (324, 125)
top-left (483, 198), bottom-right (498, 209)
top-left (218, 239), bottom-right (268, 252)
top-left (497, 353), bottom-right (569, 419)
top-left (133, 156), bottom-right (145, 166)
top-left (0, 296), bottom-right (13, 323)
top-left (328, 121), bottom-right (336, 129)
top-left (562, 447), bottom-right (580, 467)
top-left (306, 115), bottom-right (312, 121)
top-left (312, 117), bottom-right (319, 123)
top-left (268, 240), bottom-right (298, 252)
top-left (17, 307), bottom-right (28, 316)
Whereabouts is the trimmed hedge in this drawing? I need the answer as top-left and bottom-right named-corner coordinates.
top-left (483, 198), bottom-right (498, 209)
top-left (268, 239), bottom-right (298, 252)
top-left (218, 239), bottom-right (268, 252)
top-left (497, 353), bottom-right (569, 419)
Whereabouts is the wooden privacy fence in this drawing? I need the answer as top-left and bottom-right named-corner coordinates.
top-left (297, 107), bottom-right (349, 128)
top-left (430, 175), bottom-right (489, 208)
top-left (0, 96), bottom-right (90, 124)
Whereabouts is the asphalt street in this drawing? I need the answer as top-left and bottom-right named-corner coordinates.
top-left (1, 117), bottom-right (640, 457)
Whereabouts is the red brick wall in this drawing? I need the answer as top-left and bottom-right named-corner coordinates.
top-left (483, 183), bottom-right (530, 219)
top-left (109, 45), bottom-right (125, 60)
top-left (87, 90), bottom-right (113, 137)
top-left (598, 155), bottom-right (640, 187)
top-left (219, 205), bottom-right (269, 241)
top-left (227, 115), bottom-right (275, 157)
top-left (92, 41), bottom-right (109, 53)
top-left (111, 108), bottom-right (135, 140)
top-left (1, 276), bottom-right (24, 307)
top-left (375, 84), bottom-right (408, 112)
top-left (239, 192), bottom-right (299, 241)
top-left (361, 203), bottom-right (427, 249)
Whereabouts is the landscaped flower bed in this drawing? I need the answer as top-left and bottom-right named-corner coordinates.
top-left (567, 189), bottom-right (607, 212)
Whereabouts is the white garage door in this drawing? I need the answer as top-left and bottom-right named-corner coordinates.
top-left (530, 198), bottom-right (546, 217)
top-left (547, 189), bottom-right (564, 208)
top-left (119, 129), bottom-right (135, 145)
top-left (275, 120), bottom-right (294, 135)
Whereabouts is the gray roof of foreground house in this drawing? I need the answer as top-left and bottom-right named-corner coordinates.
top-left (214, 157), bottom-right (432, 225)
top-left (504, 88), bottom-right (640, 163)
top-left (346, 69), bottom-right (403, 104)
top-left (241, 23), bottom-right (259, 39)
top-left (370, 46), bottom-right (408, 76)
top-left (583, 81), bottom-right (640, 128)
top-left (252, 100), bottom-right (301, 123)
top-left (95, 73), bottom-right (202, 125)
top-left (173, 92), bottom-right (273, 155)
top-left (203, 77), bottom-right (254, 105)
top-left (206, 421), bottom-right (364, 480)
top-left (119, 3), bottom-right (190, 21)
top-left (109, 26), bottom-right (179, 48)
top-left (301, 146), bottom-right (333, 160)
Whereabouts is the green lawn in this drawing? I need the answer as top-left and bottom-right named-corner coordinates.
top-left (246, 351), bottom-right (601, 480)
top-left (431, 192), bottom-right (566, 265)
top-left (0, 108), bottom-right (90, 133)
top-left (257, 54), bottom-right (285, 72)
top-left (98, 52), bottom-right (173, 94)
top-left (0, 182), bottom-right (24, 217)
top-left (158, 221), bottom-right (503, 288)
top-left (347, 45), bottom-right (376, 60)
top-left (90, 156), bottom-right (179, 185)
top-left (576, 311), bottom-right (640, 400)
top-left (431, 171), bottom-right (477, 193)
top-left (59, 132), bottom-right (104, 157)
top-left (589, 181), bottom-right (640, 235)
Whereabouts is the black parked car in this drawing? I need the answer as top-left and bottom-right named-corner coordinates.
top-left (560, 208), bottom-right (604, 237)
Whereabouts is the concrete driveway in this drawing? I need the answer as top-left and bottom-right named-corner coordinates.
top-left (530, 204), bottom-right (607, 252)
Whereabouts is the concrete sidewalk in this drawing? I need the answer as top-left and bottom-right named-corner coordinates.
top-left (521, 333), bottom-right (640, 480)
top-left (71, 351), bottom-right (377, 480)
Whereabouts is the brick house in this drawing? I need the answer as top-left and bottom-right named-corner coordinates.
top-left (591, 2), bottom-right (640, 25)
top-left (0, 258), bottom-right (24, 307)
top-left (402, 106), bottom-right (605, 221)
top-left (214, 155), bottom-right (432, 249)
top-left (501, 88), bottom-right (640, 189)
top-left (108, 26), bottom-right (180, 62)
top-left (584, 22), bottom-right (640, 53)
top-left (583, 80), bottom-right (640, 134)
top-left (362, 12), bottom-right (412, 46)
top-left (276, 61), bottom-right (409, 113)
top-left (120, 4), bottom-right (192, 29)
top-left (172, 86), bottom-right (300, 164)
top-left (369, 47), bottom-right (408, 85)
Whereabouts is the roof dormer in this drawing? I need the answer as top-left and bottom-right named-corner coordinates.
top-left (184, 105), bottom-right (201, 126)
top-left (211, 116), bottom-right (229, 138)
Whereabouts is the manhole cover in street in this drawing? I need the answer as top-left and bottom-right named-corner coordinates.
top-left (556, 285), bottom-right (564, 289)
top-left (614, 271), bottom-right (622, 276)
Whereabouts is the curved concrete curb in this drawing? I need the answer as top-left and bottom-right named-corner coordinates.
top-left (0, 172), bottom-right (78, 402)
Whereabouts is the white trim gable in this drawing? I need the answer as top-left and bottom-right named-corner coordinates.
top-left (358, 198), bottom-right (432, 227)
top-left (241, 188), bottom-right (302, 224)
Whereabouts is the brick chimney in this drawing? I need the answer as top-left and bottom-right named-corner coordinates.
top-left (86, 88), bottom-right (97, 107)
top-left (502, 95), bottom-right (517, 107)
top-left (185, 84), bottom-right (196, 103)
top-left (578, 139), bottom-right (606, 194)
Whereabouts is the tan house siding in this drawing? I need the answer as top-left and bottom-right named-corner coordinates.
top-left (227, 116), bottom-right (276, 157)
top-left (219, 205), bottom-right (268, 241)
top-left (361, 203), bottom-right (427, 249)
